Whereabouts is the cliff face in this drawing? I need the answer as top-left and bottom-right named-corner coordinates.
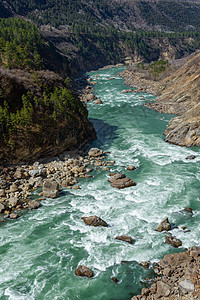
top-left (148, 51), bottom-right (200, 147)
top-left (0, 68), bottom-right (96, 164)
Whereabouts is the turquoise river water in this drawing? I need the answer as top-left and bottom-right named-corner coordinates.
top-left (0, 67), bottom-right (199, 300)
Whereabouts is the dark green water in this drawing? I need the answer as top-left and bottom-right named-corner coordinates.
top-left (0, 67), bottom-right (199, 300)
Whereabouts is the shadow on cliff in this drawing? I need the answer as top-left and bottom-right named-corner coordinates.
top-left (88, 118), bottom-right (118, 149)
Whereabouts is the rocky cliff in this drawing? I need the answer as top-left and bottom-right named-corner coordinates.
top-left (148, 51), bottom-right (200, 147)
top-left (0, 68), bottom-right (96, 164)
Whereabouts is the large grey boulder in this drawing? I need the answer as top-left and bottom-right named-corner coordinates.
top-left (43, 180), bottom-right (59, 198)
top-left (156, 218), bottom-right (171, 232)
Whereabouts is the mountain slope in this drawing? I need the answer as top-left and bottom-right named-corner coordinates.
top-left (148, 51), bottom-right (200, 146)
top-left (2, 0), bottom-right (200, 31)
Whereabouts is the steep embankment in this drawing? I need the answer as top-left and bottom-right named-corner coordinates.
top-left (0, 18), bottom-right (96, 164)
top-left (148, 51), bottom-right (200, 147)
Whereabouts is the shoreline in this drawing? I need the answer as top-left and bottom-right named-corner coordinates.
top-left (0, 147), bottom-right (116, 222)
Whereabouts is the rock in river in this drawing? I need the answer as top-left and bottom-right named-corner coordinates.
top-left (43, 180), bottom-right (59, 199)
top-left (115, 235), bottom-right (133, 244)
top-left (81, 216), bottom-right (108, 227)
top-left (75, 265), bottom-right (93, 278)
top-left (88, 148), bottom-right (103, 157)
top-left (108, 173), bottom-right (126, 183)
top-left (165, 235), bottom-right (182, 248)
top-left (127, 165), bottom-right (136, 171)
top-left (9, 213), bottom-right (18, 219)
top-left (156, 217), bottom-right (171, 232)
top-left (28, 200), bottom-right (41, 209)
top-left (111, 177), bottom-right (136, 189)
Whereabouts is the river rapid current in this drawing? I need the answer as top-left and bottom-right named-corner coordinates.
top-left (0, 67), bottom-right (199, 300)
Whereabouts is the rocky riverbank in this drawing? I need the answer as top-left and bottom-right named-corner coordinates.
top-left (132, 246), bottom-right (200, 300)
top-left (0, 147), bottom-right (115, 222)
top-left (121, 51), bottom-right (200, 147)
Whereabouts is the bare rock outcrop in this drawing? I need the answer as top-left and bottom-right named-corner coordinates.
top-left (132, 246), bottom-right (200, 299)
top-left (147, 51), bottom-right (200, 147)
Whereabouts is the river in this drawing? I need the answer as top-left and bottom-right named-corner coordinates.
top-left (0, 67), bottom-right (199, 300)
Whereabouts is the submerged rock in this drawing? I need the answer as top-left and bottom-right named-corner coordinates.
top-left (111, 277), bottom-right (119, 283)
top-left (43, 180), bottom-right (59, 198)
top-left (165, 235), bottom-right (182, 248)
top-left (156, 217), bottom-right (171, 232)
top-left (81, 215), bottom-right (108, 227)
top-left (115, 235), bottom-right (133, 244)
top-left (183, 207), bottom-right (193, 214)
top-left (75, 265), bottom-right (93, 278)
top-left (111, 177), bottom-right (136, 189)
top-left (185, 155), bottom-right (196, 160)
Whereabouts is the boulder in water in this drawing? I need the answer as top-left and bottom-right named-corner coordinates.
top-left (108, 173), bottom-right (126, 183)
top-left (185, 155), bottom-right (196, 160)
top-left (81, 215), bottom-right (108, 227)
top-left (115, 235), bottom-right (133, 244)
top-left (95, 99), bottom-right (103, 104)
top-left (165, 235), bottom-right (182, 248)
top-left (127, 165), bottom-right (136, 171)
top-left (140, 261), bottom-right (150, 269)
top-left (156, 218), bottom-right (171, 232)
top-left (75, 265), bottom-right (93, 278)
top-left (9, 213), bottom-right (18, 219)
top-left (111, 277), bottom-right (119, 283)
top-left (111, 177), bottom-right (136, 189)
top-left (183, 207), bottom-right (193, 214)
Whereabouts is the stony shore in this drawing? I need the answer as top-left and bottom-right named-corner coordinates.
top-left (132, 246), bottom-right (200, 300)
top-left (0, 148), bottom-right (115, 222)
